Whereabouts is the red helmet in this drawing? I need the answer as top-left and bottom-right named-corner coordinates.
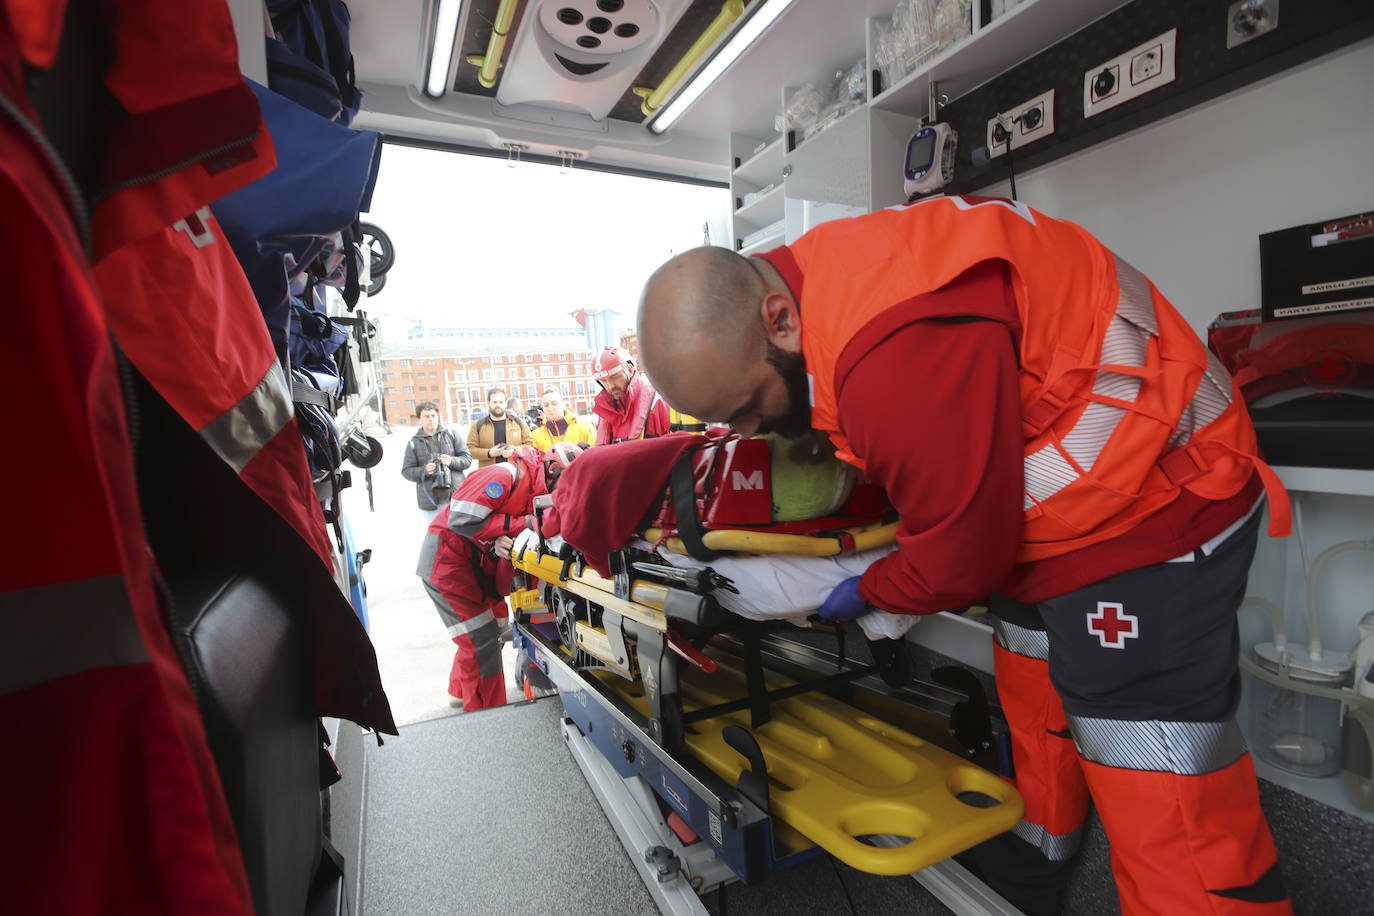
top-left (591, 346), bottom-right (634, 382)
top-left (543, 441), bottom-right (588, 491)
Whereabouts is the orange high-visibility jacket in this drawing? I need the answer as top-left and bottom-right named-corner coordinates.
top-left (796, 195), bottom-right (1290, 562)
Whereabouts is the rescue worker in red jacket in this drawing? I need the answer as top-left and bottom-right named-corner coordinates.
top-left (591, 345), bottom-right (672, 445)
top-left (636, 196), bottom-right (1294, 916)
top-left (418, 443), bottom-right (582, 710)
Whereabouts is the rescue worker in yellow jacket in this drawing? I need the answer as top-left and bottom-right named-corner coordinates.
top-left (636, 195), bottom-right (1293, 916)
top-left (531, 387), bottom-right (596, 451)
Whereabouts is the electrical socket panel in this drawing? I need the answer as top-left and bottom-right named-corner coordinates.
top-left (986, 89), bottom-right (1056, 159)
top-left (1083, 28), bottom-right (1178, 118)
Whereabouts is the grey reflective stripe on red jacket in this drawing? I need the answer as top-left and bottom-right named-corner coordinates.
top-left (2, 576), bottom-right (149, 696)
top-left (1068, 716), bottom-right (1248, 775)
top-left (448, 462), bottom-right (520, 538)
top-left (199, 361), bottom-right (294, 474)
top-left (1022, 255), bottom-right (1235, 511)
top-left (991, 616), bottom-right (1050, 662)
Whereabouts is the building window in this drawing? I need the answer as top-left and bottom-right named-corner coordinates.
top-left (540, 366), bottom-right (554, 377)
top-left (527, 384), bottom-right (537, 398)
top-left (494, 369), bottom-right (505, 379)
top-left (430, 372), bottom-right (438, 379)
top-left (403, 386), bottom-right (414, 393)
top-left (483, 370), bottom-right (492, 381)
top-left (428, 359), bottom-right (437, 366)
top-left (400, 359), bottom-right (410, 366)
top-left (381, 360), bottom-right (393, 367)
top-left (405, 399), bottom-right (414, 406)
top-left (576, 381), bottom-right (585, 394)
top-left (388, 400), bottom-right (398, 408)
top-left (382, 373), bottom-right (394, 380)
top-left (561, 382), bottom-right (570, 396)
top-left (558, 365), bottom-right (568, 376)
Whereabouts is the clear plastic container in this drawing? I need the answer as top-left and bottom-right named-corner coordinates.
top-left (1248, 643), bottom-right (1352, 778)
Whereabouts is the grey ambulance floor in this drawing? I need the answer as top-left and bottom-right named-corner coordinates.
top-left (359, 696), bottom-right (958, 916)
top-left (361, 697), bottom-right (657, 915)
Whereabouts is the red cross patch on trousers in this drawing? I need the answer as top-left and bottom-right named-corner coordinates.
top-left (1087, 601), bottom-right (1138, 649)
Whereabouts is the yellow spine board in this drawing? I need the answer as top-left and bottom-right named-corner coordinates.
top-left (509, 588), bottom-right (545, 612)
top-left (574, 622), bottom-right (637, 678)
top-left (600, 654), bottom-right (1023, 875)
top-left (641, 521), bottom-right (899, 557)
top-left (513, 550), bottom-right (667, 633)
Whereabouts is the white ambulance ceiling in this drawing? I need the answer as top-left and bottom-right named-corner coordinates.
top-left (348, 0), bottom-right (910, 184)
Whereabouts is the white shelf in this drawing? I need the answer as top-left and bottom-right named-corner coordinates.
top-left (734, 136), bottom-right (784, 187)
top-left (870, 0), bottom-right (1128, 115)
top-left (1274, 466), bottom-right (1374, 499)
top-left (738, 227), bottom-right (785, 257)
top-left (734, 183), bottom-right (784, 226)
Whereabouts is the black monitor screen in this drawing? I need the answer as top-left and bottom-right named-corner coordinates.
top-left (906, 133), bottom-right (936, 173)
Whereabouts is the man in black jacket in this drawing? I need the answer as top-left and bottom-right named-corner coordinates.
top-left (401, 401), bottom-right (473, 523)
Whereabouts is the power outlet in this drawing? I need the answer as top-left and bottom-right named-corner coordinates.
top-left (986, 89), bottom-right (1056, 160)
top-left (1083, 28), bottom-right (1178, 118)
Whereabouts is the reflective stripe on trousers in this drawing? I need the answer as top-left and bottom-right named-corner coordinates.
top-left (990, 626), bottom-right (1089, 862)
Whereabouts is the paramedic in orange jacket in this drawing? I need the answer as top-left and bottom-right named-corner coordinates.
top-left (636, 196), bottom-right (1293, 916)
top-left (418, 444), bottom-right (581, 710)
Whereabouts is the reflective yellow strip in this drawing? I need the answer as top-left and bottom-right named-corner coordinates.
top-left (1, 576), bottom-right (149, 696)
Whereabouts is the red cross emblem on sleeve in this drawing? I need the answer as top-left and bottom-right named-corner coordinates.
top-left (1087, 601), bottom-right (1138, 649)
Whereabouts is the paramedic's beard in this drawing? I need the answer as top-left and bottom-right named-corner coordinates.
top-left (758, 342), bottom-right (813, 438)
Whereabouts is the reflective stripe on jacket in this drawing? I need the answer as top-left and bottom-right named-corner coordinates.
top-left (793, 195), bottom-right (1291, 561)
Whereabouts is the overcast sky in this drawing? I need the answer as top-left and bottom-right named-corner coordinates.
top-left (362, 143), bottom-right (728, 340)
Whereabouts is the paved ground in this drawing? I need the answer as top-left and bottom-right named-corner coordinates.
top-left (345, 427), bottom-right (521, 727)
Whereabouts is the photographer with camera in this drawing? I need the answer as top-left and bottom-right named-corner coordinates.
top-left (401, 401), bottom-right (473, 523)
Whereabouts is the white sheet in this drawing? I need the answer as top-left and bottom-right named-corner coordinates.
top-left (512, 529), bottom-right (916, 641)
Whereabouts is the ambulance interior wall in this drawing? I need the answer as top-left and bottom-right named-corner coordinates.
top-left (972, 36), bottom-right (1374, 697)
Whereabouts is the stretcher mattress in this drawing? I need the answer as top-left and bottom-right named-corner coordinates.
top-left (512, 530), bottom-right (917, 641)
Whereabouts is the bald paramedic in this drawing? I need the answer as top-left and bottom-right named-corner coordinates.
top-left (636, 195), bottom-right (1293, 916)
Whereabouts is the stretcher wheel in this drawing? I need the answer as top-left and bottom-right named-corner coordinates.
top-left (359, 221), bottom-right (394, 277)
top-left (552, 590), bottom-right (579, 652)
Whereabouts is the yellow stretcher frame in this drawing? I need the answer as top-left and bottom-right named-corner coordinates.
top-left (598, 652), bottom-right (1025, 876)
top-left (642, 520), bottom-right (898, 557)
top-left (512, 534), bottom-right (1026, 876)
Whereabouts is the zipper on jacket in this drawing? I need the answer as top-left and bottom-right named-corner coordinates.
top-left (0, 89), bottom-right (93, 255)
top-left (92, 130), bottom-right (260, 207)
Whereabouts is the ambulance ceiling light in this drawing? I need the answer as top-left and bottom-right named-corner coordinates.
top-left (648, 0), bottom-right (797, 135)
top-left (426, 0), bottom-right (464, 97)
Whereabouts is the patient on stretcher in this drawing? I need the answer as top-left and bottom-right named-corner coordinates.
top-left (515, 428), bottom-right (916, 641)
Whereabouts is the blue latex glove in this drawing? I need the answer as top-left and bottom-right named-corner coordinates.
top-left (818, 575), bottom-right (870, 622)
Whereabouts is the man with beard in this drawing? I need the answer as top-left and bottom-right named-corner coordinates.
top-left (636, 196), bottom-right (1293, 916)
top-left (590, 346), bottom-right (672, 445)
top-left (467, 387), bottom-right (532, 468)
